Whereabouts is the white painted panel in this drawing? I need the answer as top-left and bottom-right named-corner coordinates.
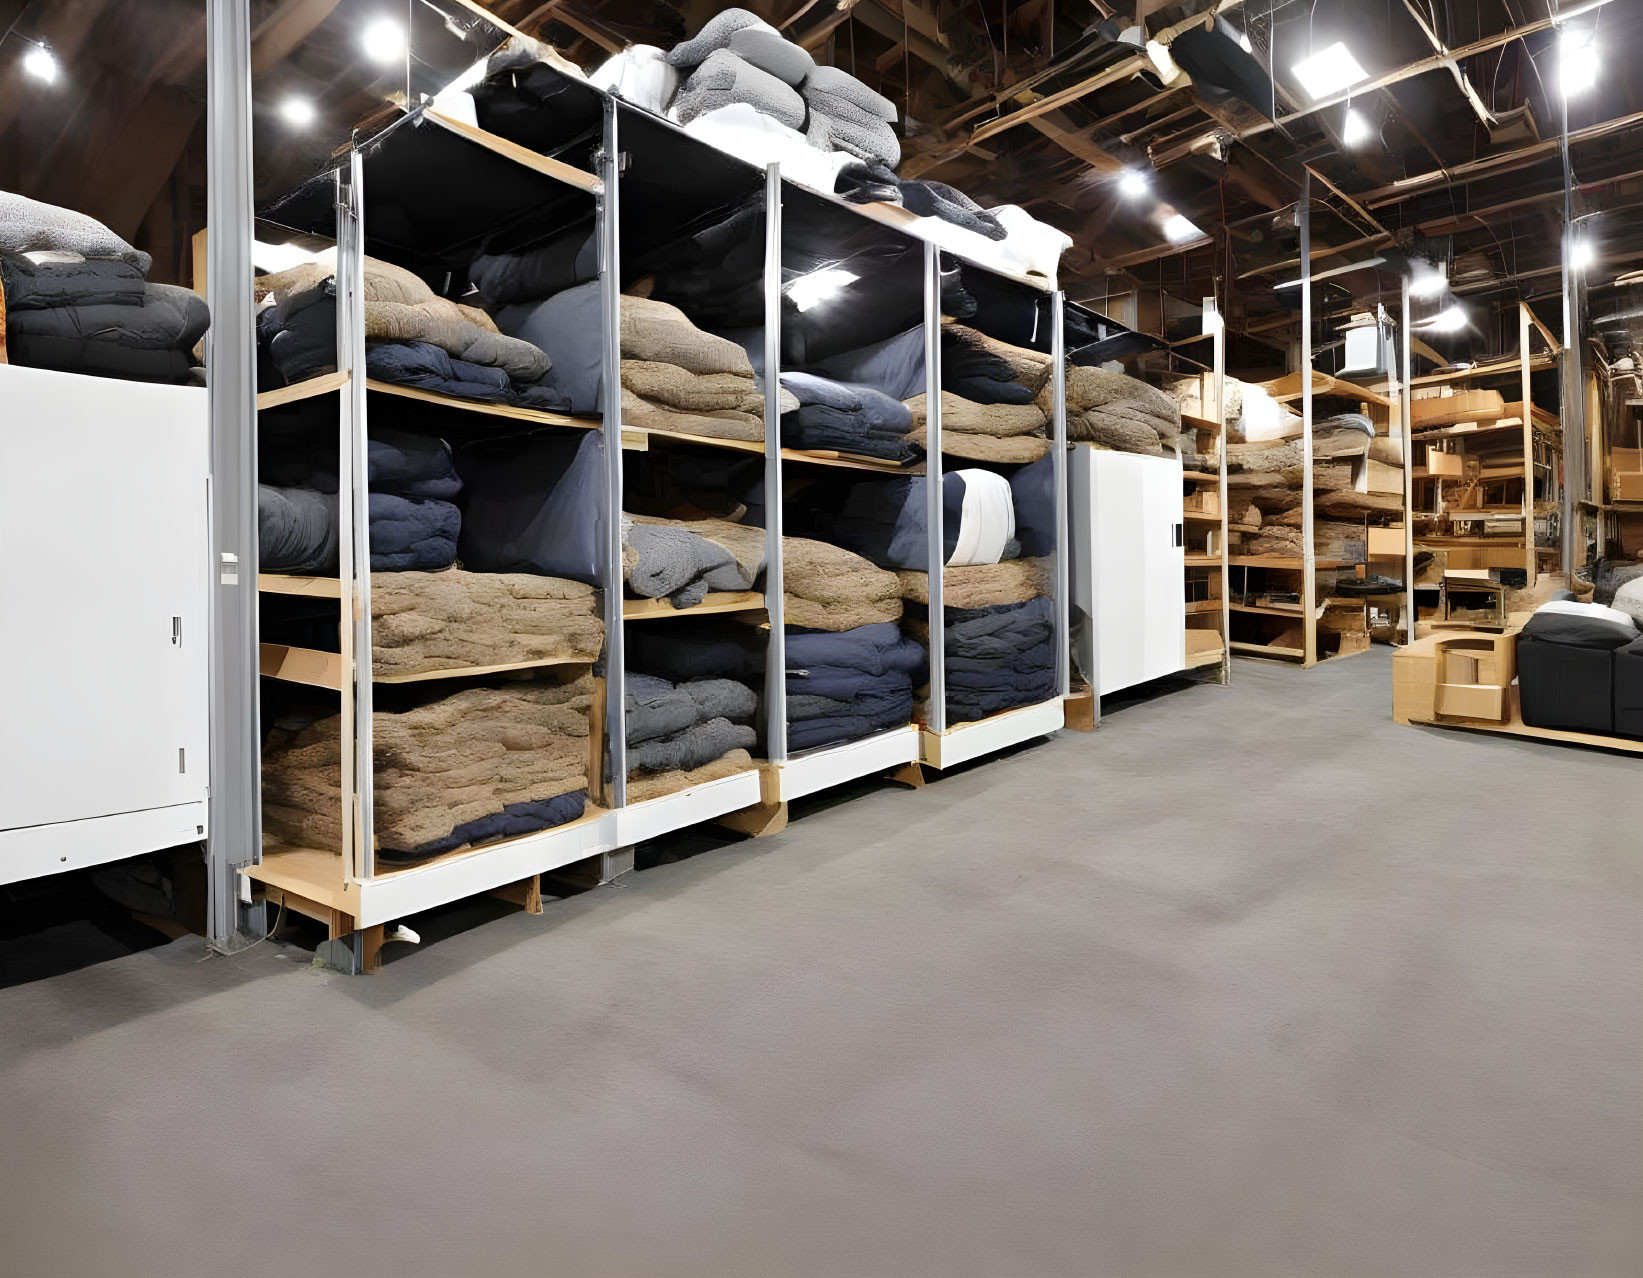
top-left (1093, 451), bottom-right (1150, 694)
top-left (0, 802), bottom-right (207, 887)
top-left (1141, 455), bottom-right (1186, 684)
top-left (0, 366), bottom-right (208, 837)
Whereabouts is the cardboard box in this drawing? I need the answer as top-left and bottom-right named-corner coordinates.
top-left (1367, 525), bottom-right (1405, 557)
top-left (1612, 447), bottom-right (1643, 473)
top-left (1183, 488), bottom-right (1220, 516)
top-left (1435, 681), bottom-right (1509, 720)
top-left (1411, 389), bottom-right (1507, 427)
top-left (1614, 471), bottom-right (1643, 502)
top-left (1426, 450), bottom-right (1465, 477)
top-left (1393, 631), bottom-right (1516, 724)
top-left (1367, 458), bottom-right (1403, 494)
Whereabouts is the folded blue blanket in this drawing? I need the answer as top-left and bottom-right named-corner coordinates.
top-left (377, 788), bottom-right (587, 863)
top-left (828, 475), bottom-right (963, 570)
top-left (0, 253), bottom-right (146, 309)
top-left (812, 326), bottom-right (925, 402)
top-left (368, 340), bottom-right (512, 402)
top-left (257, 484), bottom-right (460, 573)
top-left (283, 429), bottom-right (463, 501)
top-left (456, 430), bottom-right (606, 585)
top-left (940, 596), bottom-right (1056, 720)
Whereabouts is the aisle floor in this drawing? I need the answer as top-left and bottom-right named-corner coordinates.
top-left (1, 650), bottom-right (1639, 1277)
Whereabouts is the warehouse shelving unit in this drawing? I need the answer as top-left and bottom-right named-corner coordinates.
top-left (236, 34), bottom-right (1073, 967)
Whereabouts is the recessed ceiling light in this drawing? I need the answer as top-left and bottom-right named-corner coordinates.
top-left (1558, 33), bottom-right (1599, 97)
top-left (1162, 213), bottom-right (1205, 244)
top-left (1118, 169), bottom-right (1151, 199)
top-left (1342, 107), bottom-right (1372, 147)
top-left (279, 97), bottom-right (316, 128)
top-left (361, 17), bottom-right (406, 65)
top-left (1292, 42), bottom-right (1367, 101)
top-left (21, 43), bottom-right (57, 83)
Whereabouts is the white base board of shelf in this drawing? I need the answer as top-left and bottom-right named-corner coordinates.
top-left (920, 699), bottom-right (1065, 770)
top-left (613, 769), bottom-right (766, 845)
top-left (773, 726), bottom-right (922, 803)
top-left (0, 801), bottom-right (207, 888)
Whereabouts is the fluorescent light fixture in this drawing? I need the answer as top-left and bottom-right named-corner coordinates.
top-left (361, 17), bottom-right (406, 64)
top-left (279, 97), bottom-right (316, 128)
top-left (786, 268), bottom-right (858, 312)
top-left (1342, 107), bottom-right (1372, 147)
top-left (1570, 236), bottom-right (1596, 272)
top-left (1419, 304), bottom-right (1467, 334)
top-left (1118, 168), bottom-right (1151, 199)
top-left (1408, 262), bottom-right (1447, 298)
top-left (21, 43), bottom-right (57, 83)
top-left (1162, 213), bottom-right (1205, 244)
top-left (1558, 32), bottom-right (1599, 97)
top-left (1292, 42), bottom-right (1367, 101)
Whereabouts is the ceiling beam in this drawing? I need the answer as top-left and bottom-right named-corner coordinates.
top-left (970, 55), bottom-right (1149, 145)
top-left (1399, 0), bottom-right (1497, 128)
top-left (250, 0), bottom-right (342, 78)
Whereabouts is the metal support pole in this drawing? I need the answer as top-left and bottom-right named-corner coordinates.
top-left (1520, 302), bottom-right (1538, 589)
top-left (1299, 173), bottom-right (1317, 667)
top-left (1050, 290), bottom-right (1070, 699)
top-left (761, 163), bottom-right (788, 762)
top-left (1558, 61), bottom-right (1579, 584)
top-left (204, 0), bottom-right (262, 948)
top-left (1207, 296), bottom-right (1230, 684)
top-left (1401, 281), bottom-right (1416, 644)
top-left (923, 243), bottom-right (946, 733)
top-left (335, 153), bottom-right (374, 880)
top-left (598, 98), bottom-right (627, 807)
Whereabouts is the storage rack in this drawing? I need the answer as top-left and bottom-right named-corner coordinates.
top-left (240, 46), bottom-right (1072, 965)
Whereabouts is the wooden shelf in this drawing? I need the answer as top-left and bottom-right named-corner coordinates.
top-left (1261, 370), bottom-right (1394, 409)
top-left (376, 655), bottom-right (593, 684)
top-left (368, 379), bottom-right (592, 430)
top-left (1183, 554), bottom-right (1222, 567)
top-left (259, 574), bottom-right (342, 598)
top-left (779, 447), bottom-right (923, 474)
top-left (1184, 599), bottom-right (1224, 614)
top-left (1403, 687), bottom-right (1643, 756)
top-left (623, 592), bottom-right (764, 621)
top-left (619, 424), bottom-right (765, 455)
top-left (258, 370), bottom-right (349, 410)
top-left (1227, 556), bottom-right (1357, 569)
top-left (1180, 412), bottom-right (1220, 434)
top-left (1408, 355), bottom-right (1556, 387)
top-left (423, 108), bottom-right (602, 195)
top-left (1229, 601), bottom-right (1304, 617)
top-left (1183, 469), bottom-right (1221, 483)
top-left (1185, 645), bottom-right (1224, 669)
top-left (1183, 510), bottom-right (1222, 524)
top-left (1230, 640), bottom-right (1305, 660)
top-left (260, 642), bottom-right (592, 688)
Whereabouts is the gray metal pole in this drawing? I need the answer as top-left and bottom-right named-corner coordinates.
top-left (1559, 65), bottom-right (1579, 583)
top-left (599, 98), bottom-right (627, 806)
top-left (204, 0), bottom-right (262, 949)
top-left (1050, 289), bottom-right (1070, 699)
top-left (1401, 281), bottom-right (1416, 644)
top-left (1298, 174), bottom-right (1317, 666)
top-left (1208, 296), bottom-right (1230, 684)
top-left (923, 243), bottom-right (947, 733)
top-left (762, 164), bottom-right (788, 762)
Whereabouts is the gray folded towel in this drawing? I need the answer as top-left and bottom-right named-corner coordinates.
top-left (668, 8), bottom-right (772, 69)
top-left (899, 180), bottom-right (1006, 241)
top-left (626, 673), bottom-right (703, 746)
top-left (673, 49), bottom-right (806, 130)
top-left (806, 64), bottom-right (897, 120)
top-left (628, 717), bottom-right (758, 774)
top-left (806, 107), bottom-right (901, 169)
top-left (727, 25), bottom-right (814, 85)
top-left (681, 677), bottom-right (759, 723)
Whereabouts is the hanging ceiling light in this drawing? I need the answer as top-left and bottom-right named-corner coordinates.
top-left (279, 97), bottom-right (316, 128)
top-left (1408, 261), bottom-right (1448, 298)
top-left (1342, 107), bottom-right (1372, 147)
top-left (1557, 31), bottom-right (1599, 97)
top-left (1291, 42), bottom-right (1367, 102)
top-left (1419, 304), bottom-right (1468, 333)
top-left (1570, 236), bottom-right (1597, 272)
top-left (361, 17), bottom-right (406, 65)
top-left (21, 42), bottom-right (57, 83)
top-left (1118, 168), bottom-right (1151, 199)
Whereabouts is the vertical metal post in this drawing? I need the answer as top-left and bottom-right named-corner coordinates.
top-left (1298, 174), bottom-right (1317, 667)
top-left (1520, 302), bottom-right (1537, 589)
top-left (204, 0), bottom-right (262, 948)
top-left (1050, 289), bottom-right (1070, 699)
top-left (598, 97), bottom-right (627, 807)
top-left (762, 164), bottom-right (788, 762)
top-left (1207, 296), bottom-right (1230, 684)
top-left (1558, 69), bottom-right (1578, 585)
top-left (1401, 280), bottom-right (1416, 645)
top-left (923, 243), bottom-right (946, 733)
top-left (335, 153), bottom-right (374, 880)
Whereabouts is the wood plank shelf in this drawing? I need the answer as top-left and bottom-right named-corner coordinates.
top-left (1230, 640), bottom-right (1305, 659)
top-left (259, 574), bottom-right (342, 598)
top-left (780, 448), bottom-right (924, 474)
top-left (423, 108), bottom-right (603, 195)
top-left (375, 656), bottom-right (594, 684)
top-left (1180, 412), bottom-right (1221, 434)
top-left (1185, 645), bottom-right (1224, 669)
top-left (258, 370), bottom-right (349, 410)
top-left (1227, 556), bottom-right (1357, 569)
top-left (619, 424), bottom-right (765, 455)
top-left (259, 643), bottom-right (592, 689)
top-left (367, 379), bottom-right (592, 430)
top-left (1183, 554), bottom-right (1222, 567)
top-left (1183, 510), bottom-right (1222, 524)
top-left (1183, 469), bottom-right (1220, 483)
top-left (623, 592), bottom-right (764, 621)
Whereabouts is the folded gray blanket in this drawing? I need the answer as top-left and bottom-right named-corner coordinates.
top-left (727, 25), bottom-right (813, 85)
top-left (668, 7), bottom-right (769, 68)
top-left (8, 282), bottom-right (211, 350)
top-left (623, 516), bottom-right (765, 608)
top-left (806, 102), bottom-right (901, 169)
top-left (806, 65), bottom-right (897, 119)
top-left (626, 673), bottom-right (705, 746)
top-left (900, 181), bottom-right (1005, 241)
top-left (674, 49), bottom-right (805, 130)
top-left (0, 191), bottom-right (151, 273)
top-left (0, 253), bottom-right (146, 309)
top-left (628, 717), bottom-right (757, 774)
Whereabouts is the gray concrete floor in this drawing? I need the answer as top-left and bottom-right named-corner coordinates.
top-left (1, 649), bottom-right (1639, 1277)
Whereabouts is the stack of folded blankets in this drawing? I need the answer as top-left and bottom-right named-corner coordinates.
top-left (1060, 366), bottom-right (1183, 457)
top-left (624, 515), bottom-right (766, 608)
top-left (262, 675), bottom-right (594, 863)
top-left (900, 559), bottom-right (1055, 723)
top-left (783, 535), bottom-right (903, 629)
top-left (259, 428), bottom-right (463, 574)
top-left (779, 371), bottom-right (916, 463)
top-left (622, 296), bottom-right (772, 441)
top-left (624, 673), bottom-right (759, 800)
top-left (255, 254), bottom-right (567, 409)
top-left (371, 571), bottom-right (603, 679)
top-left (0, 192), bottom-right (209, 383)
top-left (825, 469), bottom-right (1018, 571)
top-left (909, 324), bottom-right (1053, 463)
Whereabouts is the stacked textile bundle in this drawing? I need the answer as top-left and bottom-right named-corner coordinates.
top-left (262, 675), bottom-right (593, 863)
top-left (783, 536), bottom-right (903, 629)
top-left (785, 623), bottom-right (926, 750)
top-left (943, 323), bottom-right (1053, 404)
top-left (1059, 366), bottom-right (1183, 456)
top-left (0, 192), bottom-right (208, 383)
top-left (779, 371), bottom-right (916, 463)
top-left (802, 64), bottom-right (900, 169)
top-left (371, 571), bottom-right (603, 679)
top-left (906, 392), bottom-right (1050, 463)
top-left (825, 470), bottom-right (1017, 571)
top-left (256, 254), bottom-right (566, 409)
top-left (622, 295), bottom-right (771, 441)
top-left (624, 515), bottom-right (766, 608)
top-left (625, 673), bottom-right (759, 800)
top-left (900, 560), bottom-right (1056, 723)
top-left (259, 428), bottom-right (462, 574)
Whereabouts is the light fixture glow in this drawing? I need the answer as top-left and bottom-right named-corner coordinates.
top-left (361, 17), bottom-right (406, 65)
top-left (1145, 40), bottom-right (1178, 81)
top-left (1570, 236), bottom-right (1596, 272)
top-left (1557, 32), bottom-right (1599, 97)
top-left (21, 43), bottom-right (57, 83)
top-left (1408, 262), bottom-right (1448, 298)
top-left (1342, 107), bottom-right (1372, 147)
top-left (786, 268), bottom-right (858, 312)
top-left (1162, 213), bottom-right (1205, 244)
top-left (279, 97), bottom-right (316, 128)
top-left (1420, 304), bottom-right (1468, 334)
top-left (1292, 42), bottom-right (1367, 102)
top-left (1118, 168), bottom-right (1151, 199)
top-left (1237, 27), bottom-right (1253, 54)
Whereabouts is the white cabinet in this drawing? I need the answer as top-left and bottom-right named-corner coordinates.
top-left (0, 365), bottom-right (209, 884)
top-left (1069, 446), bottom-right (1186, 695)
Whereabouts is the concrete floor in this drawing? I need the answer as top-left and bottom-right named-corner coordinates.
top-left (1, 649), bottom-right (1639, 1277)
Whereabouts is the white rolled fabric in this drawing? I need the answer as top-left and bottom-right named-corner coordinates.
top-left (589, 45), bottom-right (680, 114)
top-left (948, 469), bottom-right (1016, 567)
